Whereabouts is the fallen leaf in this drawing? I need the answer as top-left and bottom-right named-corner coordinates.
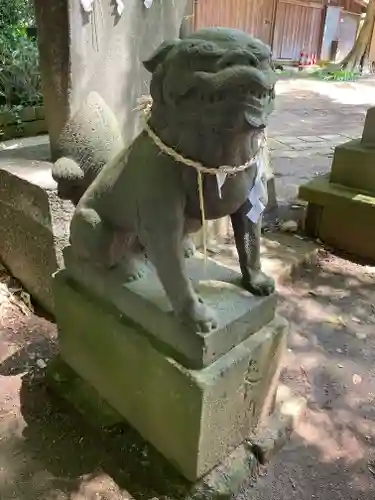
top-left (352, 374), bottom-right (362, 385)
top-left (280, 220), bottom-right (298, 233)
top-left (368, 460), bottom-right (375, 477)
top-left (20, 290), bottom-right (34, 313)
top-left (36, 359), bottom-right (47, 369)
top-left (351, 316), bottom-right (362, 324)
top-left (355, 332), bottom-right (367, 340)
top-left (327, 315), bottom-right (346, 327)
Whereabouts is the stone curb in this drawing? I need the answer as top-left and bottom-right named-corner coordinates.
top-left (247, 384), bottom-right (307, 464)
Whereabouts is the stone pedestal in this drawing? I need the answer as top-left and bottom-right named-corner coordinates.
top-left (52, 248), bottom-right (289, 483)
top-left (299, 107), bottom-right (375, 262)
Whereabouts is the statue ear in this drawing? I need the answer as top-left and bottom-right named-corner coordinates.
top-left (143, 39), bottom-right (180, 73)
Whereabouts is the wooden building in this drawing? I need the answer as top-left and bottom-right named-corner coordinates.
top-left (185, 0), bottom-right (367, 63)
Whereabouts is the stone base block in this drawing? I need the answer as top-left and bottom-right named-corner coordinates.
top-left (53, 269), bottom-right (288, 482)
top-left (63, 246), bottom-right (276, 369)
top-left (299, 175), bottom-right (375, 262)
top-left (330, 139), bottom-right (375, 192)
top-left (0, 147), bottom-right (74, 313)
top-left (47, 355), bottom-right (305, 498)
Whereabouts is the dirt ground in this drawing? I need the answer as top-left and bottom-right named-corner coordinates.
top-left (1, 249), bottom-right (375, 500)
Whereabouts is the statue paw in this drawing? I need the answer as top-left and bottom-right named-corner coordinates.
top-left (118, 258), bottom-right (147, 283)
top-left (242, 270), bottom-right (275, 296)
top-left (183, 237), bottom-right (196, 259)
top-left (178, 299), bottom-right (218, 332)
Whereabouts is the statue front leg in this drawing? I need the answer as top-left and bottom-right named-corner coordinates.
top-left (230, 200), bottom-right (275, 296)
top-left (144, 226), bottom-right (217, 332)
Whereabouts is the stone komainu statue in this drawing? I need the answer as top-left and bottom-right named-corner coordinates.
top-left (69, 27), bottom-right (277, 332)
top-left (51, 92), bottom-right (124, 205)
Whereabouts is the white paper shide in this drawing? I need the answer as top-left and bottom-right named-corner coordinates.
top-left (247, 138), bottom-right (268, 224)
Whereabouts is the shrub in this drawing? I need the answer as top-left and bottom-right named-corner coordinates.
top-left (0, 34), bottom-right (42, 107)
top-left (0, 0), bottom-right (42, 109)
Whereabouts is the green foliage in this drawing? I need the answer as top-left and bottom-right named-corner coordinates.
top-left (0, 0), bottom-right (35, 28)
top-left (0, 35), bottom-right (43, 108)
top-left (0, 0), bottom-right (42, 110)
top-left (322, 70), bottom-right (359, 81)
top-left (308, 67), bottom-right (359, 82)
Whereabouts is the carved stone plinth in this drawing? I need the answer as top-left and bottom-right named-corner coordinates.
top-left (52, 249), bottom-right (289, 483)
top-left (299, 107), bottom-right (375, 262)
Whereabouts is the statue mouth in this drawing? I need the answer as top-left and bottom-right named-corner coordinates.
top-left (244, 99), bottom-right (272, 129)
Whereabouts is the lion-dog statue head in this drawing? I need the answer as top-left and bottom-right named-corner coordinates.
top-left (143, 27), bottom-right (276, 143)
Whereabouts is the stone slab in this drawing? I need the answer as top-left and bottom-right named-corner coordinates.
top-left (47, 356), bottom-right (304, 498)
top-left (330, 139), bottom-right (375, 193)
top-left (53, 270), bottom-right (288, 481)
top-left (361, 106), bottom-right (375, 146)
top-left (63, 246), bottom-right (276, 369)
top-left (299, 174), bottom-right (375, 209)
top-left (299, 176), bottom-right (375, 262)
top-left (297, 135), bottom-right (325, 143)
top-left (0, 151), bottom-right (74, 314)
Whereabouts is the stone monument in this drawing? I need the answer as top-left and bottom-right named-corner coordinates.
top-left (299, 106), bottom-right (375, 262)
top-left (33, 0), bottom-right (190, 158)
top-left (50, 28), bottom-right (305, 496)
top-left (0, 0), bottom-right (189, 313)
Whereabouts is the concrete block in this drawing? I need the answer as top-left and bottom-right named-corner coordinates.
top-left (0, 147), bottom-right (74, 313)
top-left (361, 106), bottom-right (375, 146)
top-left (53, 269), bottom-right (288, 482)
top-left (63, 246), bottom-right (276, 369)
top-left (299, 175), bottom-right (375, 262)
top-left (330, 139), bottom-right (375, 193)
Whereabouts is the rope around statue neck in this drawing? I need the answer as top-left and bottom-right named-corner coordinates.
top-left (135, 95), bottom-right (266, 265)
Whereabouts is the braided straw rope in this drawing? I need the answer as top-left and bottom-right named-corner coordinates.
top-left (135, 95), bottom-right (265, 264)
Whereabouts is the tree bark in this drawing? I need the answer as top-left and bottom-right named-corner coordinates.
top-left (340, 0), bottom-right (375, 71)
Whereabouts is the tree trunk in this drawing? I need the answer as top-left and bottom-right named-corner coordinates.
top-left (340, 0), bottom-right (375, 71)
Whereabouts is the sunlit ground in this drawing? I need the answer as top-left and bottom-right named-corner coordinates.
top-left (276, 76), bottom-right (375, 107)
